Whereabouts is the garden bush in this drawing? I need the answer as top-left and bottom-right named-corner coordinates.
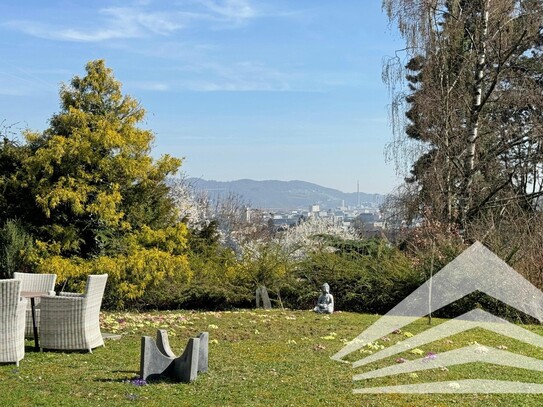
top-left (139, 247), bottom-right (254, 310)
top-left (36, 248), bottom-right (191, 309)
top-left (0, 219), bottom-right (34, 278)
top-left (284, 238), bottom-right (424, 313)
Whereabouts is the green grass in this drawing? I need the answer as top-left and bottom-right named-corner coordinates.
top-left (2, 310), bottom-right (543, 406)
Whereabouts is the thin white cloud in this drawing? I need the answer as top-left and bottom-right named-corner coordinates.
top-left (0, 88), bottom-right (27, 96)
top-left (4, 20), bottom-right (133, 42)
top-left (128, 81), bottom-right (170, 91)
top-left (1, 1), bottom-right (321, 94)
top-left (0, 69), bottom-right (56, 95)
top-left (183, 80), bottom-right (288, 92)
top-left (2, 1), bottom-right (260, 42)
top-left (174, 59), bottom-right (293, 92)
top-left (101, 8), bottom-right (188, 36)
top-left (197, 0), bottom-right (256, 20)
top-left (2, 7), bottom-right (192, 42)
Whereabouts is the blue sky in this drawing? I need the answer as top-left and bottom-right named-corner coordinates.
top-left (0, 1), bottom-right (405, 194)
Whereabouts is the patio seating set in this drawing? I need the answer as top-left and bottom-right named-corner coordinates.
top-left (0, 273), bottom-right (108, 366)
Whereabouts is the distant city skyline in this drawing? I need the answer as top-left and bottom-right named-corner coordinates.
top-left (0, 1), bottom-right (405, 194)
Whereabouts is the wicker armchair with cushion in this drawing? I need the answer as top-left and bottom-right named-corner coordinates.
top-left (0, 279), bottom-right (28, 366)
top-left (13, 272), bottom-right (57, 338)
top-left (39, 274), bottom-right (108, 352)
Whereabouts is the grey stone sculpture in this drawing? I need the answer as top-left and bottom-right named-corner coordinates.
top-left (140, 330), bottom-right (209, 383)
top-left (255, 286), bottom-right (272, 309)
top-left (197, 332), bottom-right (208, 373)
top-left (313, 283), bottom-right (334, 314)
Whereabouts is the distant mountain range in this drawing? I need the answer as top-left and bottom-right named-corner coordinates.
top-left (186, 178), bottom-right (386, 210)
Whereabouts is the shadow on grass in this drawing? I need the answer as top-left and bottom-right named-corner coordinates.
top-left (94, 377), bottom-right (138, 384)
top-left (25, 347), bottom-right (97, 354)
top-left (94, 373), bottom-right (180, 385)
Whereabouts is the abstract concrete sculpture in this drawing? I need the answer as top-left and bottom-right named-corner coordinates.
top-left (255, 286), bottom-right (272, 309)
top-left (197, 332), bottom-right (209, 373)
top-left (140, 330), bottom-right (209, 383)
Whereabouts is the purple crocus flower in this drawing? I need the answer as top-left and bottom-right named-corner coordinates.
top-left (130, 378), bottom-right (147, 386)
top-left (422, 352), bottom-right (437, 362)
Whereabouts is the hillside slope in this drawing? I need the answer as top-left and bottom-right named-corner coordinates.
top-left (185, 178), bottom-right (385, 210)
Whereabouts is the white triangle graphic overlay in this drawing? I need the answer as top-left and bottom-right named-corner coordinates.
top-left (352, 308), bottom-right (543, 368)
top-left (333, 241), bottom-right (543, 361)
top-left (353, 345), bottom-right (543, 380)
top-left (332, 242), bottom-right (543, 394)
top-left (354, 379), bottom-right (543, 394)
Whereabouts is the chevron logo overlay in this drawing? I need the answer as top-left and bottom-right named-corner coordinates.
top-left (332, 241), bottom-right (543, 393)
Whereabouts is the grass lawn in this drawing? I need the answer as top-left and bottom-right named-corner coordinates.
top-left (2, 309), bottom-right (543, 406)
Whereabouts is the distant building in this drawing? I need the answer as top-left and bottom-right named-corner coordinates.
top-left (266, 211), bottom-right (304, 232)
top-left (244, 207), bottom-right (251, 223)
top-left (357, 212), bottom-right (377, 223)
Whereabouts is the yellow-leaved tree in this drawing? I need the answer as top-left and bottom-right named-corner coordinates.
top-left (5, 60), bottom-right (191, 308)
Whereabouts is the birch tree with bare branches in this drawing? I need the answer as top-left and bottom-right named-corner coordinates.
top-left (383, 0), bottom-right (543, 236)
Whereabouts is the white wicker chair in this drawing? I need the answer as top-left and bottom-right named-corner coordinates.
top-left (39, 274), bottom-right (108, 352)
top-left (13, 272), bottom-right (57, 338)
top-left (0, 279), bottom-right (28, 366)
